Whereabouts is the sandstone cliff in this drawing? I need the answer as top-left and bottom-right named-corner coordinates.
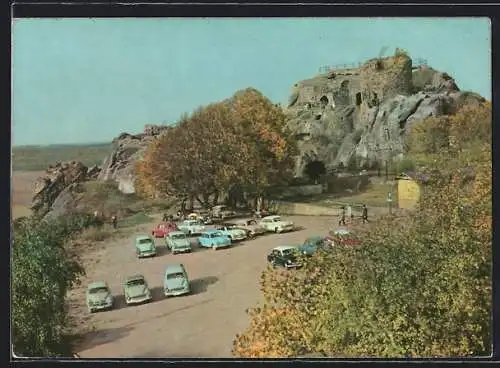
top-left (31, 161), bottom-right (100, 218)
top-left (97, 54), bottom-right (486, 193)
top-left (97, 124), bottom-right (170, 193)
top-left (285, 54), bottom-right (485, 177)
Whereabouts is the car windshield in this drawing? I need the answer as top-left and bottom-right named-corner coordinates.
top-left (248, 220), bottom-right (256, 225)
top-left (166, 272), bottom-right (185, 280)
top-left (89, 286), bottom-right (108, 294)
top-left (171, 233), bottom-right (186, 240)
top-left (282, 248), bottom-right (295, 256)
top-left (127, 279), bottom-right (145, 287)
top-left (138, 238), bottom-right (152, 245)
top-left (211, 233), bottom-right (223, 238)
top-left (272, 217), bottom-right (281, 222)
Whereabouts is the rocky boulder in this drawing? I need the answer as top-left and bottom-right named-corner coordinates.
top-left (285, 55), bottom-right (486, 177)
top-left (97, 124), bottom-right (170, 193)
top-left (31, 161), bottom-right (99, 218)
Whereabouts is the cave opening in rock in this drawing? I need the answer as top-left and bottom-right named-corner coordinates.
top-left (356, 92), bottom-right (362, 106)
top-left (304, 161), bottom-right (326, 183)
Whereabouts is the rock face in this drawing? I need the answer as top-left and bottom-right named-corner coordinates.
top-left (285, 55), bottom-right (486, 177)
top-left (97, 124), bottom-right (170, 193)
top-left (31, 161), bottom-right (100, 218)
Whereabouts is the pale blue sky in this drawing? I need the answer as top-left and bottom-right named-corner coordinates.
top-left (12, 18), bottom-right (491, 146)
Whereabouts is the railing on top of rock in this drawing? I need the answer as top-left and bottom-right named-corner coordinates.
top-left (318, 58), bottom-right (428, 74)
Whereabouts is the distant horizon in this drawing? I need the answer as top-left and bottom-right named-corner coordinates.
top-left (12, 18), bottom-right (491, 146)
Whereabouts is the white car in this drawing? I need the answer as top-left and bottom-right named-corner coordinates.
top-left (215, 225), bottom-right (247, 242)
top-left (230, 218), bottom-right (267, 237)
top-left (259, 215), bottom-right (295, 233)
top-left (177, 219), bottom-right (206, 236)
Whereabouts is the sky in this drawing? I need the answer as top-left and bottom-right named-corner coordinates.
top-left (12, 18), bottom-right (491, 146)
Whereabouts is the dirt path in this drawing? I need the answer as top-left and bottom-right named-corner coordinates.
top-left (67, 215), bottom-right (369, 358)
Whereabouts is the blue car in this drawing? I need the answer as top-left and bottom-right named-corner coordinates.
top-left (197, 230), bottom-right (232, 250)
top-left (297, 235), bottom-right (329, 256)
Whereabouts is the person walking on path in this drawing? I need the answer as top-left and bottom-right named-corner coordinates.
top-left (338, 206), bottom-right (346, 226)
top-left (346, 204), bottom-right (353, 223)
top-left (111, 215), bottom-right (118, 229)
top-left (362, 204), bottom-right (369, 224)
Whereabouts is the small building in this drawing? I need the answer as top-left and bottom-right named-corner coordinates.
top-left (395, 173), bottom-right (422, 210)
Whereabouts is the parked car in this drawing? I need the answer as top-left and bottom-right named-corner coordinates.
top-left (198, 230), bottom-right (232, 250)
top-left (165, 231), bottom-right (192, 254)
top-left (327, 228), bottom-right (361, 247)
top-left (215, 225), bottom-right (247, 242)
top-left (178, 219), bottom-right (206, 236)
top-left (267, 245), bottom-right (302, 269)
top-left (163, 264), bottom-right (190, 297)
top-left (230, 218), bottom-right (267, 238)
top-left (152, 222), bottom-right (178, 238)
top-left (123, 274), bottom-right (152, 305)
top-left (134, 235), bottom-right (157, 258)
top-left (86, 281), bottom-right (114, 313)
top-left (212, 205), bottom-right (236, 219)
top-left (259, 215), bottom-right (295, 233)
top-left (297, 235), bottom-right (329, 256)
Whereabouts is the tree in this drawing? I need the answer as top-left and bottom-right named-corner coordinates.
top-left (233, 103), bottom-right (491, 358)
top-left (136, 88), bottom-right (297, 207)
top-left (12, 213), bottom-right (100, 357)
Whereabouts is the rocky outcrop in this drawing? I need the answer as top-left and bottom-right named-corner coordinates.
top-left (97, 124), bottom-right (170, 193)
top-left (31, 161), bottom-right (100, 218)
top-left (285, 55), bottom-right (486, 177)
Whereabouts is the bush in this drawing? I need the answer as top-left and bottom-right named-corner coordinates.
top-left (11, 213), bottom-right (104, 357)
top-left (233, 135), bottom-right (492, 358)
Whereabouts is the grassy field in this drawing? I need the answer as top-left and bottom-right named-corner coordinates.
top-left (12, 143), bottom-right (112, 171)
top-left (11, 171), bottom-right (44, 219)
top-left (294, 181), bottom-right (398, 211)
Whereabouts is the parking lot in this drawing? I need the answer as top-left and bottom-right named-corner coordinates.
top-left (69, 215), bottom-right (350, 358)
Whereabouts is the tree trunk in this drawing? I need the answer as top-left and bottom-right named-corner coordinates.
top-left (213, 190), bottom-right (219, 206)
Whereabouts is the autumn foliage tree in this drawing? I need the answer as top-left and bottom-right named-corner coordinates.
top-left (233, 102), bottom-right (491, 358)
top-left (135, 88), bottom-right (296, 206)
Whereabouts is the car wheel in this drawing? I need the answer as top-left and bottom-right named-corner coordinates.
top-left (274, 227), bottom-right (279, 233)
top-left (188, 230), bottom-right (192, 235)
top-left (213, 245), bottom-right (217, 250)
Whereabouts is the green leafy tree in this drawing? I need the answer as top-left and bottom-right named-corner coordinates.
top-left (11, 213), bottom-right (100, 357)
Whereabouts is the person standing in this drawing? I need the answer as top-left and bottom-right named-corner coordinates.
top-left (111, 215), bottom-right (118, 229)
top-left (346, 204), bottom-right (353, 223)
top-left (338, 206), bottom-right (346, 226)
top-left (362, 204), bottom-right (369, 224)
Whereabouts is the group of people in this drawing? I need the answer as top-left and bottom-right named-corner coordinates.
top-left (338, 203), bottom-right (369, 226)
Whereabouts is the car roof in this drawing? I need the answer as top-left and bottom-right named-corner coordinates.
top-left (165, 264), bottom-right (185, 274)
top-left (203, 229), bottom-right (223, 235)
top-left (125, 274), bottom-right (145, 282)
top-left (88, 281), bottom-right (107, 289)
top-left (274, 245), bottom-right (297, 252)
top-left (263, 215), bottom-right (280, 220)
top-left (168, 231), bottom-right (185, 236)
top-left (333, 228), bottom-right (352, 235)
top-left (136, 235), bottom-right (152, 241)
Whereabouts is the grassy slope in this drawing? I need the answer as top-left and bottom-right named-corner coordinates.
top-left (12, 143), bottom-right (113, 171)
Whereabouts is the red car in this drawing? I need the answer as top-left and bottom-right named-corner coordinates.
top-left (152, 222), bottom-right (178, 238)
top-left (325, 229), bottom-right (361, 247)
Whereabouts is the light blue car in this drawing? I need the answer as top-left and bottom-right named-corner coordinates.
top-left (197, 230), bottom-right (232, 250)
